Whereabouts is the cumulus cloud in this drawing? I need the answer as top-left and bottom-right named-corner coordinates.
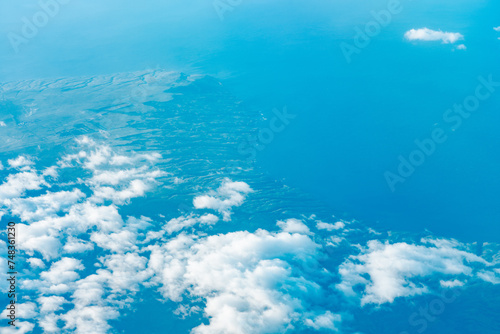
top-left (27, 258), bottom-right (46, 269)
top-left (16, 201), bottom-right (123, 259)
top-left (404, 28), bottom-right (464, 44)
top-left (61, 306), bottom-right (120, 334)
top-left (4, 189), bottom-right (85, 222)
top-left (494, 26), bottom-right (500, 32)
top-left (316, 221), bottom-right (345, 231)
top-left (193, 179), bottom-right (253, 221)
top-left (0, 303), bottom-right (37, 334)
top-left (277, 218), bottom-right (312, 235)
top-left (0, 302), bottom-right (37, 320)
top-left (0, 138), bottom-right (173, 333)
top-left (38, 296), bottom-right (68, 313)
top-left (59, 138), bottom-right (167, 205)
top-left (304, 311), bottom-right (341, 331)
top-left (0, 140), bottom-right (168, 260)
top-left (0, 322), bottom-right (35, 334)
top-left (0, 171), bottom-right (47, 201)
top-left (40, 258), bottom-right (84, 285)
top-left (7, 156), bottom-right (34, 169)
top-left (63, 237), bottom-right (94, 254)
top-left (148, 224), bottom-right (335, 333)
top-left (337, 239), bottom-right (494, 305)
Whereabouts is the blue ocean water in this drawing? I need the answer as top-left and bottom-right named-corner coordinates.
top-left (1, 0), bottom-right (499, 243)
top-left (0, 1), bottom-right (499, 333)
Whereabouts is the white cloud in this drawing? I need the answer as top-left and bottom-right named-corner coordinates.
top-left (193, 179), bottom-right (253, 221)
top-left (0, 302), bottom-right (37, 320)
top-left (1, 136), bottom-right (498, 334)
top-left (40, 258), bottom-right (84, 285)
top-left (164, 214), bottom-right (219, 234)
top-left (4, 189), bottom-right (85, 222)
top-left (61, 137), bottom-right (162, 172)
top-left (97, 252), bottom-right (152, 293)
top-left (0, 303), bottom-right (37, 334)
top-left (477, 270), bottom-right (500, 284)
top-left (304, 311), bottom-right (341, 331)
top-left (27, 258), bottom-right (46, 269)
top-left (455, 44), bottom-right (467, 50)
top-left (0, 138), bottom-right (176, 333)
top-left (326, 236), bottom-right (344, 247)
top-left (17, 231), bottom-right (62, 260)
top-left (16, 202), bottom-right (123, 259)
top-left (91, 230), bottom-right (137, 253)
top-left (277, 218), bottom-right (311, 235)
top-left (38, 296), bottom-right (68, 313)
top-left (7, 156), bottom-right (34, 169)
top-left (316, 221), bottom-right (345, 231)
top-left (494, 26), bottom-right (500, 32)
top-left (42, 166), bottom-right (58, 178)
top-left (440, 279), bottom-right (464, 288)
top-left (0, 321), bottom-right (35, 334)
top-left (63, 237), bottom-right (94, 254)
top-left (61, 306), bottom-right (120, 334)
top-left (337, 239), bottom-right (491, 305)
top-left (147, 225), bottom-right (334, 333)
top-left (0, 171), bottom-right (47, 201)
top-left (404, 28), bottom-right (464, 44)
top-left (91, 179), bottom-right (149, 204)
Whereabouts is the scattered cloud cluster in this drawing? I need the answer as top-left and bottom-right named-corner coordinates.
top-left (0, 137), bottom-right (498, 333)
top-left (0, 138), bottom-right (168, 333)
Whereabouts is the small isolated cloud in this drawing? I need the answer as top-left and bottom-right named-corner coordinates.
top-left (0, 121), bottom-right (6, 127)
top-left (455, 44), bottom-right (467, 50)
top-left (404, 28), bottom-right (464, 44)
top-left (316, 221), bottom-right (345, 231)
top-left (494, 26), bottom-right (500, 32)
top-left (440, 279), bottom-right (464, 288)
